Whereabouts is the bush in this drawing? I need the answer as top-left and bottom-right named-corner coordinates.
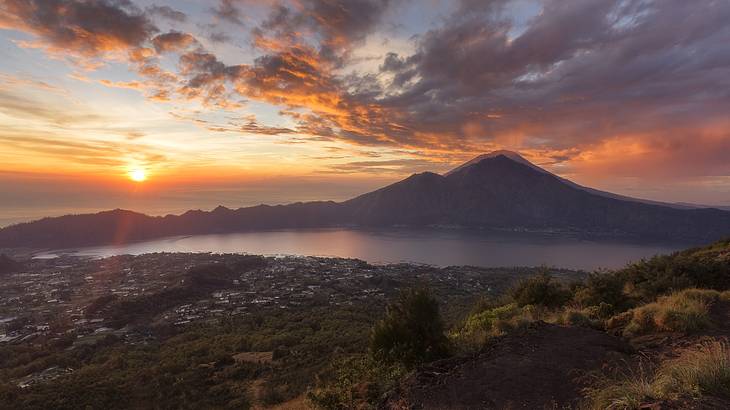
top-left (369, 287), bottom-right (450, 368)
top-left (307, 355), bottom-right (406, 409)
top-left (451, 303), bottom-right (541, 351)
top-left (573, 273), bottom-right (632, 314)
top-left (510, 273), bottom-right (572, 308)
top-left (558, 309), bottom-right (599, 328)
top-left (617, 239), bottom-right (730, 302)
top-left (462, 303), bottom-right (522, 335)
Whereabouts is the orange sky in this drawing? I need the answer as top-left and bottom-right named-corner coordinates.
top-left (0, 0), bottom-right (729, 225)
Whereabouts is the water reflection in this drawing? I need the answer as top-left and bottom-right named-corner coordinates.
top-left (36, 228), bottom-right (690, 271)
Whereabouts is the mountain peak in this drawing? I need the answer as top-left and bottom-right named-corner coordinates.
top-left (445, 150), bottom-right (543, 176)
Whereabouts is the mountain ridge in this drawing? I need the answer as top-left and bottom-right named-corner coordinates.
top-left (2, 152), bottom-right (730, 249)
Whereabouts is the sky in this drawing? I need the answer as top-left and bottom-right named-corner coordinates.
top-left (0, 0), bottom-right (729, 225)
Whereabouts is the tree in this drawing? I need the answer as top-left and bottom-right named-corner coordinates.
top-left (369, 287), bottom-right (450, 368)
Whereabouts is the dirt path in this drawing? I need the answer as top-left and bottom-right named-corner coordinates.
top-left (382, 321), bottom-right (630, 409)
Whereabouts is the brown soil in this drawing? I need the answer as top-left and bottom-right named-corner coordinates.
top-left (381, 321), bottom-right (630, 409)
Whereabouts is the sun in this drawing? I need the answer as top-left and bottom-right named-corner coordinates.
top-left (128, 169), bottom-right (147, 182)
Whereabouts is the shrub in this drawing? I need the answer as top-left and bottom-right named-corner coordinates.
top-left (509, 273), bottom-right (572, 309)
top-left (617, 240), bottom-right (730, 302)
top-left (462, 303), bottom-right (522, 335)
top-left (573, 273), bottom-right (632, 314)
top-left (451, 303), bottom-right (541, 351)
top-left (307, 355), bottom-right (406, 409)
top-left (656, 341), bottom-right (730, 398)
top-left (558, 309), bottom-right (598, 328)
top-left (369, 287), bottom-right (450, 368)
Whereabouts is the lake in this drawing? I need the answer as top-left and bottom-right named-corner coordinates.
top-left (34, 228), bottom-right (690, 271)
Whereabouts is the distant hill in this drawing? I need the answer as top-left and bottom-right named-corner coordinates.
top-left (1, 152), bottom-right (730, 249)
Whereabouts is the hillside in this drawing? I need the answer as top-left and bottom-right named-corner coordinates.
top-left (2, 152), bottom-right (730, 249)
top-left (0, 254), bottom-right (23, 275)
top-left (346, 239), bottom-right (730, 409)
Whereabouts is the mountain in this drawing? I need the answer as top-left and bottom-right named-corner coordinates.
top-left (1, 152), bottom-right (730, 249)
top-left (344, 153), bottom-right (730, 236)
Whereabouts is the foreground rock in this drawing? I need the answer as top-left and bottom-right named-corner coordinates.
top-left (382, 322), bottom-right (629, 409)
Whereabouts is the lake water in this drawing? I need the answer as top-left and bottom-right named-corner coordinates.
top-left (35, 228), bottom-right (690, 271)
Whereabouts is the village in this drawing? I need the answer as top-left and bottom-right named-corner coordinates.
top-left (0, 251), bottom-right (574, 388)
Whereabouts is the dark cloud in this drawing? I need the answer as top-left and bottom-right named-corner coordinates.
top-left (360, 0), bottom-right (730, 173)
top-left (146, 5), bottom-right (187, 22)
top-left (208, 31), bottom-right (231, 44)
top-left (0, 0), bottom-right (157, 57)
top-left (253, 0), bottom-right (397, 63)
top-left (207, 114), bottom-right (297, 136)
top-left (211, 0), bottom-right (245, 26)
top-left (152, 31), bottom-right (198, 53)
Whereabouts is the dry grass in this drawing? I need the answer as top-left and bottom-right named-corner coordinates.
top-left (656, 341), bottom-right (730, 398)
top-left (583, 362), bottom-right (657, 410)
top-left (584, 341), bottom-right (730, 408)
top-left (622, 289), bottom-right (720, 336)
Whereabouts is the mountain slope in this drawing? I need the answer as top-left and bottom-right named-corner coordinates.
top-left (1, 152), bottom-right (729, 249)
top-left (347, 154), bottom-right (730, 239)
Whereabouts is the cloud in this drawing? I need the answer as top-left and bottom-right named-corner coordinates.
top-left (324, 158), bottom-right (446, 174)
top-left (152, 31), bottom-right (198, 53)
top-left (0, 0), bottom-right (157, 59)
top-left (0, 134), bottom-right (167, 169)
top-left (211, 0), bottom-right (246, 26)
top-left (146, 5), bottom-right (187, 22)
top-left (363, 0), bottom-right (730, 172)
top-left (3, 0), bottom-right (730, 184)
top-left (253, 0), bottom-right (397, 63)
top-left (207, 114), bottom-right (297, 136)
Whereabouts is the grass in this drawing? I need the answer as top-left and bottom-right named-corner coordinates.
top-left (449, 303), bottom-right (543, 351)
top-left (656, 341), bottom-right (730, 398)
top-left (583, 362), bottom-right (657, 410)
top-left (621, 289), bottom-right (721, 336)
top-left (584, 341), bottom-right (730, 408)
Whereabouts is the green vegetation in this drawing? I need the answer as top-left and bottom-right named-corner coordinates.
top-left (0, 305), bottom-right (377, 409)
top-left (306, 355), bottom-right (406, 409)
top-left (369, 287), bottom-right (450, 368)
top-left (510, 271), bottom-right (572, 308)
top-left (597, 238), bottom-right (730, 304)
top-left (306, 287), bottom-right (450, 409)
